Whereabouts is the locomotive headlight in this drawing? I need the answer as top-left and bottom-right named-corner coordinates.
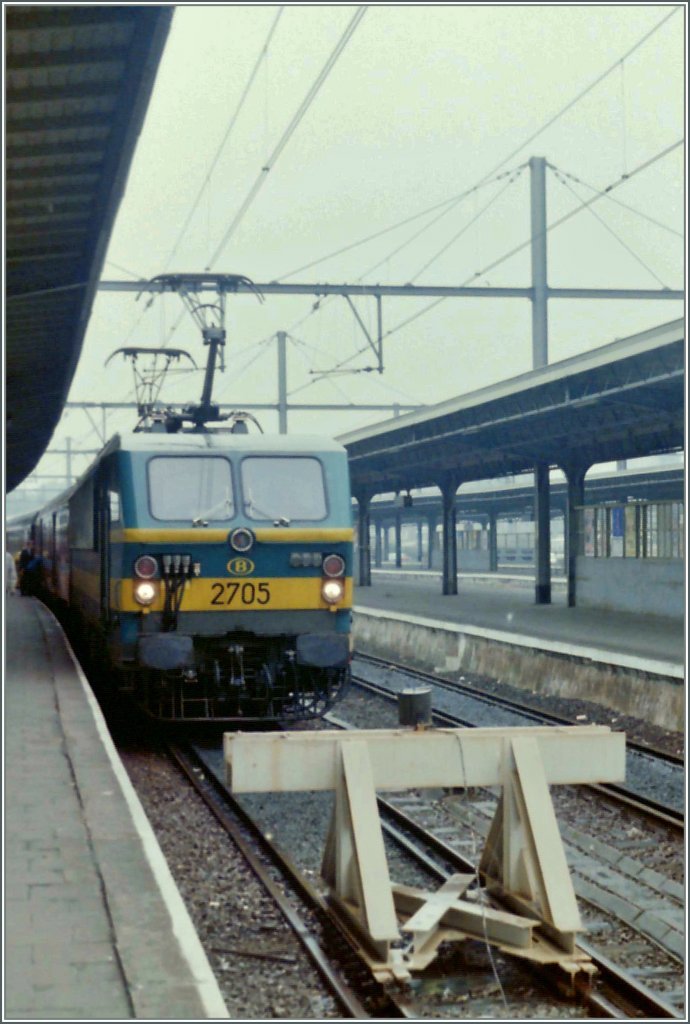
top-left (321, 578), bottom-right (344, 604)
top-left (322, 553), bottom-right (345, 577)
top-left (134, 555), bottom-right (158, 579)
top-left (230, 527), bottom-right (254, 553)
top-left (134, 580), bottom-right (156, 606)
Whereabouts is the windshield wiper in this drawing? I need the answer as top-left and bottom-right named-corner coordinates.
top-left (244, 495), bottom-right (290, 526)
top-left (192, 495), bottom-right (233, 527)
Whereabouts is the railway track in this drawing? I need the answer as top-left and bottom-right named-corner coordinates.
top-left (374, 786), bottom-right (682, 1019)
top-left (324, 705), bottom-right (683, 1018)
top-left (165, 740), bottom-right (413, 1019)
top-left (354, 652), bottom-right (681, 764)
top-left (118, 702), bottom-right (683, 1020)
top-left (174, 737), bottom-right (594, 1019)
top-left (115, 646), bottom-right (682, 1018)
top-left (351, 652), bottom-right (684, 832)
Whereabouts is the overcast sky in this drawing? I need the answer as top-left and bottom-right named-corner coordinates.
top-left (13, 3), bottom-right (686, 507)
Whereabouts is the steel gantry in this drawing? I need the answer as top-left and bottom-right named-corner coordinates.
top-left (95, 157), bottom-right (682, 605)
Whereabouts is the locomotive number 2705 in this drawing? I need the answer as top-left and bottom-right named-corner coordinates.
top-left (210, 581), bottom-right (271, 607)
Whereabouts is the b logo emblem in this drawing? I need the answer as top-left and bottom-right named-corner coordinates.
top-left (227, 557), bottom-right (255, 576)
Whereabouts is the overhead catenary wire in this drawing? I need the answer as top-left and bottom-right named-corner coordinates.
top-left (474, 5), bottom-right (681, 185)
top-left (289, 170), bottom-right (526, 391)
top-left (286, 167), bottom-right (527, 392)
top-left (362, 167), bottom-right (526, 285)
top-left (551, 168), bottom-right (670, 289)
top-left (106, 5), bottom-right (683, 371)
top-left (148, 6), bottom-right (368, 353)
top-left (163, 7), bottom-right (285, 273)
top-left (18, 9), bottom-right (683, 489)
top-left (205, 6), bottom-right (368, 270)
top-left (277, 166), bottom-right (526, 283)
top-left (276, 4), bottom-right (681, 285)
top-left (272, 10), bottom-right (683, 388)
top-left (287, 334), bottom-right (355, 405)
top-left (273, 165), bottom-right (526, 351)
top-left (546, 162), bottom-right (684, 239)
top-left (212, 336), bottom-right (276, 402)
top-left (105, 259), bottom-right (144, 279)
top-left (100, 9), bottom-right (285, 355)
top-left (410, 167), bottom-right (525, 282)
top-left (381, 139), bottom-right (684, 342)
top-left (269, 165), bottom-right (525, 367)
top-left (292, 137), bottom-right (684, 384)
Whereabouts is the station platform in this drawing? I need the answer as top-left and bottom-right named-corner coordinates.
top-left (3, 595), bottom-right (228, 1021)
top-left (353, 570), bottom-right (685, 732)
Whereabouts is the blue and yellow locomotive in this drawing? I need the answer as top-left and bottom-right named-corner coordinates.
top-left (9, 275), bottom-right (357, 723)
top-left (16, 427), bottom-right (354, 723)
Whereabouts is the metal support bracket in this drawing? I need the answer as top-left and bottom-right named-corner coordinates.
top-left (343, 294), bottom-right (384, 373)
top-left (225, 725), bottom-right (624, 983)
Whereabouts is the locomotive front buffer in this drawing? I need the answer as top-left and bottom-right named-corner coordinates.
top-left (225, 718), bottom-right (625, 989)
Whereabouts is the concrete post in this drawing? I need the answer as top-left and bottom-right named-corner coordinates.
top-left (439, 475), bottom-right (460, 595)
top-left (488, 508), bottom-right (498, 572)
top-left (374, 521), bottom-right (382, 568)
top-left (427, 515), bottom-right (437, 570)
top-left (534, 462), bottom-right (551, 604)
top-left (530, 156), bottom-right (548, 369)
top-left (395, 512), bottom-right (402, 568)
top-left (561, 462), bottom-right (590, 607)
top-left (355, 490), bottom-right (373, 587)
top-left (417, 520), bottom-right (423, 563)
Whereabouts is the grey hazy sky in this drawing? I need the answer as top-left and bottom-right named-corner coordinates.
top-left (19, 3), bottom-right (686, 500)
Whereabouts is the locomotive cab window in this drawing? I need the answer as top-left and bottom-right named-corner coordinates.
top-left (241, 456), bottom-right (327, 521)
top-left (148, 456), bottom-right (234, 522)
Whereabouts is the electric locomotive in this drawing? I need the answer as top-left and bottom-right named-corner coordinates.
top-left (13, 273), bottom-right (354, 723)
top-left (27, 426), bottom-right (353, 722)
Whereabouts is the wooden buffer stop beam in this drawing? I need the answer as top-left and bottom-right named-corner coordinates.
top-left (225, 725), bottom-right (625, 984)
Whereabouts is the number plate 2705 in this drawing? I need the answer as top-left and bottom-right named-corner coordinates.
top-left (210, 581), bottom-right (271, 607)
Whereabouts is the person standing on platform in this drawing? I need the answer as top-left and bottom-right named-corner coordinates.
top-left (18, 540), bottom-right (34, 596)
top-left (5, 549), bottom-right (18, 595)
top-left (21, 548), bottom-right (43, 597)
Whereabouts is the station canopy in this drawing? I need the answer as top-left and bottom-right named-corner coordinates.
top-left (5, 6), bottom-right (173, 492)
top-left (339, 319), bottom-right (684, 495)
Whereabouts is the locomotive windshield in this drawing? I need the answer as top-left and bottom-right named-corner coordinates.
top-left (241, 456), bottom-right (327, 521)
top-left (148, 456), bottom-right (234, 521)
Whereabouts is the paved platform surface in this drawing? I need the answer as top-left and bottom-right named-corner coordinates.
top-left (4, 595), bottom-right (228, 1021)
top-left (357, 569), bottom-right (684, 673)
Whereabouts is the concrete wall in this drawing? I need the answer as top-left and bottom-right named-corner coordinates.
top-left (577, 557), bottom-right (684, 619)
top-left (428, 549), bottom-right (491, 572)
top-left (353, 609), bottom-right (684, 733)
top-left (459, 549), bottom-right (490, 572)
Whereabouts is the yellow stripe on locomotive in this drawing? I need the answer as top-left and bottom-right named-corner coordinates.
top-left (113, 575), bottom-right (353, 613)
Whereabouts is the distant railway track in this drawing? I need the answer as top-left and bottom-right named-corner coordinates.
top-left (351, 652), bottom-right (684, 832)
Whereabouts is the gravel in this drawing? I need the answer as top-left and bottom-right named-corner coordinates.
top-left (119, 737), bottom-right (342, 1020)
